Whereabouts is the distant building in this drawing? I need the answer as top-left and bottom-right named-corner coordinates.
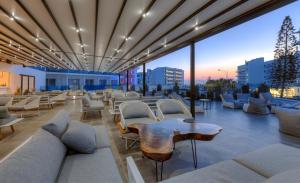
top-left (137, 67), bottom-right (184, 89)
top-left (237, 53), bottom-right (300, 90)
top-left (237, 57), bottom-right (265, 89)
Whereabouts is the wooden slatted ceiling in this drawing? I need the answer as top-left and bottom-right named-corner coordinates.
top-left (0, 0), bottom-right (295, 72)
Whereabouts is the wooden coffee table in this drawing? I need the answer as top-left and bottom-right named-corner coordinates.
top-left (128, 118), bottom-right (222, 181)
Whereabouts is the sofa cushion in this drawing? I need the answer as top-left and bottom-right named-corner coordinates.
top-left (159, 100), bottom-right (183, 114)
top-left (82, 96), bottom-right (90, 107)
top-left (42, 110), bottom-right (69, 137)
top-left (62, 121), bottom-right (97, 154)
top-left (234, 144), bottom-right (300, 178)
top-left (94, 125), bottom-right (110, 148)
top-left (0, 129), bottom-right (66, 183)
top-left (264, 169), bottom-right (300, 183)
top-left (161, 160), bottom-right (266, 183)
top-left (122, 101), bottom-right (150, 119)
top-left (57, 148), bottom-right (123, 183)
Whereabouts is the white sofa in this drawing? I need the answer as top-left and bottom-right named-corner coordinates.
top-left (127, 144), bottom-right (300, 183)
top-left (0, 111), bottom-right (123, 183)
top-left (275, 107), bottom-right (300, 137)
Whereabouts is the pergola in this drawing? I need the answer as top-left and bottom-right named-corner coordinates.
top-left (0, 0), bottom-right (296, 115)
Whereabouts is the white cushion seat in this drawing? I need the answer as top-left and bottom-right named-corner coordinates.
top-left (161, 160), bottom-right (266, 183)
top-left (57, 148), bottom-right (123, 183)
top-left (234, 144), bottom-right (300, 178)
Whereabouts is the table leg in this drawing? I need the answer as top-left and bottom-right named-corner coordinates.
top-left (0, 128), bottom-right (2, 140)
top-left (155, 161), bottom-right (164, 181)
top-left (10, 125), bottom-right (15, 133)
top-left (191, 139), bottom-right (198, 168)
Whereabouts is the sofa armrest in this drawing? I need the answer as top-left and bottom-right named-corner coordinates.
top-left (126, 156), bottom-right (145, 183)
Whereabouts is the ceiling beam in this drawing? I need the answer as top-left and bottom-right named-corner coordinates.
top-left (0, 22), bottom-right (67, 69)
top-left (107, 0), bottom-right (186, 72)
top-left (41, 0), bottom-right (84, 70)
top-left (0, 6), bottom-right (67, 69)
top-left (0, 32), bottom-right (56, 67)
top-left (111, 0), bottom-right (217, 72)
top-left (97, 0), bottom-right (127, 71)
top-left (109, 0), bottom-right (157, 60)
top-left (68, 0), bottom-right (87, 69)
top-left (133, 0), bottom-right (247, 64)
top-left (0, 48), bottom-right (43, 66)
top-left (93, 0), bottom-right (100, 71)
top-left (16, 0), bottom-right (77, 69)
top-left (122, 0), bottom-right (296, 72)
top-left (0, 41), bottom-right (51, 67)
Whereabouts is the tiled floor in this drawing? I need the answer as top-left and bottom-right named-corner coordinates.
top-left (1, 99), bottom-right (300, 183)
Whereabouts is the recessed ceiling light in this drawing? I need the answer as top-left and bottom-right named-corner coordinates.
top-left (80, 44), bottom-right (84, 48)
top-left (142, 12), bottom-right (149, 18)
top-left (35, 37), bottom-right (39, 42)
top-left (10, 16), bottom-right (14, 21)
top-left (115, 49), bottom-right (121, 53)
top-left (76, 28), bottom-right (80, 33)
top-left (125, 37), bottom-right (131, 41)
top-left (194, 26), bottom-right (200, 31)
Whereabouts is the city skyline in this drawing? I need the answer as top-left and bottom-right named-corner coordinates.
top-left (139, 1), bottom-right (300, 84)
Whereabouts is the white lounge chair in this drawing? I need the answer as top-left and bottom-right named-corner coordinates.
top-left (169, 93), bottom-right (204, 113)
top-left (243, 97), bottom-right (270, 115)
top-left (125, 91), bottom-right (140, 98)
top-left (119, 100), bottom-right (157, 149)
top-left (274, 107), bottom-right (300, 137)
top-left (156, 99), bottom-right (193, 121)
top-left (8, 96), bottom-right (41, 117)
top-left (237, 93), bottom-right (250, 104)
top-left (220, 94), bottom-right (242, 109)
top-left (50, 92), bottom-right (67, 105)
top-left (259, 92), bottom-right (282, 106)
top-left (81, 96), bottom-right (104, 120)
top-left (0, 96), bottom-right (13, 107)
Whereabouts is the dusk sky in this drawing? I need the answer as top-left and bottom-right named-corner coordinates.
top-left (142, 1), bottom-right (300, 84)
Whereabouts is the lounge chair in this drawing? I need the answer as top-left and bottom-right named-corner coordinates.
top-left (50, 92), bottom-right (67, 105)
top-left (169, 93), bottom-right (204, 113)
top-left (274, 107), bottom-right (300, 137)
top-left (125, 91), bottom-right (140, 98)
top-left (88, 92), bottom-right (103, 100)
top-left (243, 97), bottom-right (270, 115)
top-left (237, 93), bottom-right (250, 104)
top-left (259, 92), bottom-right (282, 106)
top-left (0, 96), bottom-right (12, 107)
top-left (8, 96), bottom-right (41, 117)
top-left (0, 107), bottom-right (23, 139)
top-left (119, 100), bottom-right (157, 149)
top-left (81, 96), bottom-right (104, 120)
top-left (220, 94), bottom-right (242, 109)
top-left (156, 99), bottom-right (193, 121)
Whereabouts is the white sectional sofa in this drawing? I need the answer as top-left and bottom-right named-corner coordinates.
top-left (0, 111), bottom-right (123, 183)
top-left (127, 144), bottom-right (300, 183)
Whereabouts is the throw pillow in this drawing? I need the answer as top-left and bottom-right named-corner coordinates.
top-left (62, 121), bottom-right (97, 154)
